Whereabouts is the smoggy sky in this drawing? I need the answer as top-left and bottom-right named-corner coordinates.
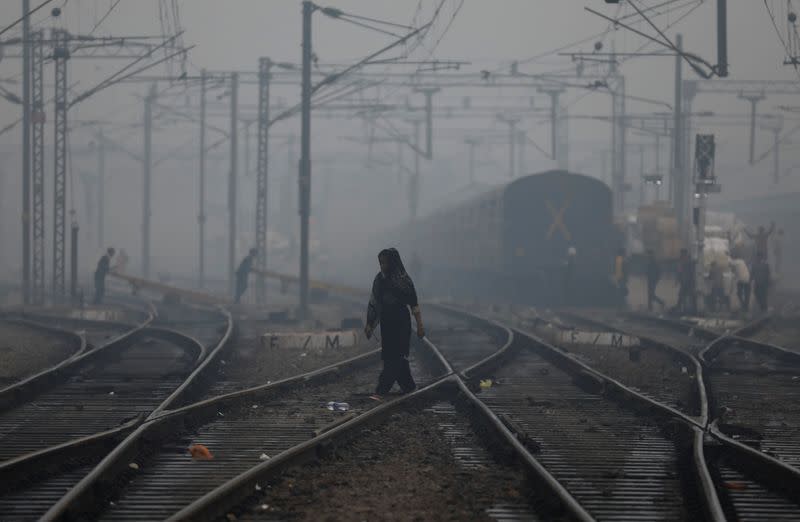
top-left (1, 1), bottom-right (799, 278)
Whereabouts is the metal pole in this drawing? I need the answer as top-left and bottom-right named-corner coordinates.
top-left (465, 137), bottom-right (477, 184)
top-left (228, 72), bottom-right (239, 296)
top-left (242, 121), bottom-right (251, 235)
top-left (683, 80), bottom-right (696, 248)
top-left (537, 87), bottom-right (564, 162)
top-left (299, 0), bottom-right (314, 318)
top-left (31, 29), bottom-right (44, 305)
top-left (509, 120), bottom-right (517, 178)
top-left (738, 94), bottom-right (764, 164)
top-left (748, 98), bottom-right (757, 164)
top-left (396, 139), bottom-right (403, 183)
top-left (517, 130), bottom-right (526, 176)
top-left (773, 127), bottom-right (780, 184)
top-left (142, 84), bottom-right (154, 278)
top-left (287, 134), bottom-right (296, 256)
top-left (551, 93), bottom-right (558, 160)
top-left (70, 217), bottom-right (78, 302)
top-left (672, 34), bottom-right (684, 227)
top-left (618, 75), bottom-right (627, 214)
top-left (559, 104), bottom-right (570, 170)
top-left (655, 133), bottom-right (661, 200)
top-left (198, 69), bottom-right (207, 288)
top-left (415, 88), bottom-right (439, 159)
top-left (256, 57), bottom-right (272, 306)
top-left (52, 29), bottom-right (69, 301)
top-left (639, 145), bottom-right (646, 207)
top-left (717, 0), bottom-right (728, 77)
top-left (410, 120), bottom-right (421, 220)
top-left (611, 88), bottom-right (618, 208)
top-left (22, 0), bottom-right (32, 304)
top-left (97, 130), bottom-right (105, 249)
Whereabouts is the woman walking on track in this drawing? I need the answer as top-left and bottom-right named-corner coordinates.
top-left (364, 248), bottom-right (426, 398)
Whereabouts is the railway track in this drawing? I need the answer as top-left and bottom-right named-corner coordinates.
top-left (0, 303), bottom-right (232, 521)
top-left (0, 319), bottom-right (83, 389)
top-left (156, 306), bottom-right (732, 521)
top-left (226, 399), bottom-right (561, 522)
top-left (741, 315), bottom-right (800, 352)
top-left (101, 307), bottom-right (711, 520)
top-left (471, 323), bottom-right (709, 521)
top-left (2, 295), bottom-right (797, 520)
top-left (702, 336), bottom-right (800, 470)
top-left (425, 304), bottom-right (512, 372)
top-left (535, 311), bottom-right (702, 421)
top-left (108, 310), bottom-right (584, 522)
top-left (568, 310), bottom-right (800, 520)
top-left (41, 335), bottom-right (447, 521)
top-left (0, 329), bottom-right (202, 461)
top-left (194, 300), bottom-right (369, 401)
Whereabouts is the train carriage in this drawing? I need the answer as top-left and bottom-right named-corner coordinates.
top-left (394, 170), bottom-right (620, 305)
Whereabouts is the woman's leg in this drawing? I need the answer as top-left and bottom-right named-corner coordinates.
top-left (376, 357), bottom-right (398, 395)
top-left (396, 356), bottom-right (416, 393)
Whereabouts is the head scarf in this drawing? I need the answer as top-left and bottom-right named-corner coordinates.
top-left (379, 248), bottom-right (406, 276)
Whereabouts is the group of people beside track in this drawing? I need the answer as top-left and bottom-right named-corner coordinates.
top-left (610, 221), bottom-right (783, 315)
top-left (92, 245), bottom-right (426, 400)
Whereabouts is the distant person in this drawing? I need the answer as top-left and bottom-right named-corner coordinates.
top-left (613, 248), bottom-right (628, 308)
top-left (365, 248), bottom-right (425, 398)
top-left (707, 260), bottom-right (726, 313)
top-left (234, 248), bottom-right (257, 304)
top-left (93, 247), bottom-right (115, 305)
top-left (730, 256), bottom-right (751, 312)
top-left (773, 228), bottom-right (784, 275)
top-left (563, 247), bottom-right (577, 304)
top-left (645, 249), bottom-right (665, 312)
top-left (745, 221), bottom-right (775, 260)
top-left (751, 254), bottom-right (771, 313)
top-left (676, 248), bottom-right (694, 314)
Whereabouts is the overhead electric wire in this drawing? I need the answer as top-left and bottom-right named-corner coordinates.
top-left (88, 0), bottom-right (123, 35)
top-left (0, 0), bottom-right (57, 39)
top-left (336, 11), bottom-right (414, 30)
top-left (325, 15), bottom-right (404, 39)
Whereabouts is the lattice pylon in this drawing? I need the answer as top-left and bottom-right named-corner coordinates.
top-left (255, 57), bottom-right (271, 306)
top-left (31, 30), bottom-right (45, 305)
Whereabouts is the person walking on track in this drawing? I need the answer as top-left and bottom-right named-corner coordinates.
top-left (364, 248), bottom-right (425, 398)
top-left (93, 247), bottom-right (115, 305)
top-left (234, 248), bottom-right (257, 304)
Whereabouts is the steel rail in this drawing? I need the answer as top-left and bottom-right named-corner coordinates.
top-left (41, 339), bottom-right (437, 520)
top-left (0, 306), bottom-right (231, 520)
top-left (0, 317), bottom-right (87, 387)
top-left (164, 315), bottom-right (592, 522)
top-left (601, 311), bottom-right (800, 518)
top-left (562, 310), bottom-right (709, 424)
top-left (0, 308), bottom-right (155, 413)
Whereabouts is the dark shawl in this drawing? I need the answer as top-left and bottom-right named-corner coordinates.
top-left (366, 249), bottom-right (419, 349)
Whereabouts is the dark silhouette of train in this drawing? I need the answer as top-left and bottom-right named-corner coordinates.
top-left (393, 170), bottom-right (621, 305)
